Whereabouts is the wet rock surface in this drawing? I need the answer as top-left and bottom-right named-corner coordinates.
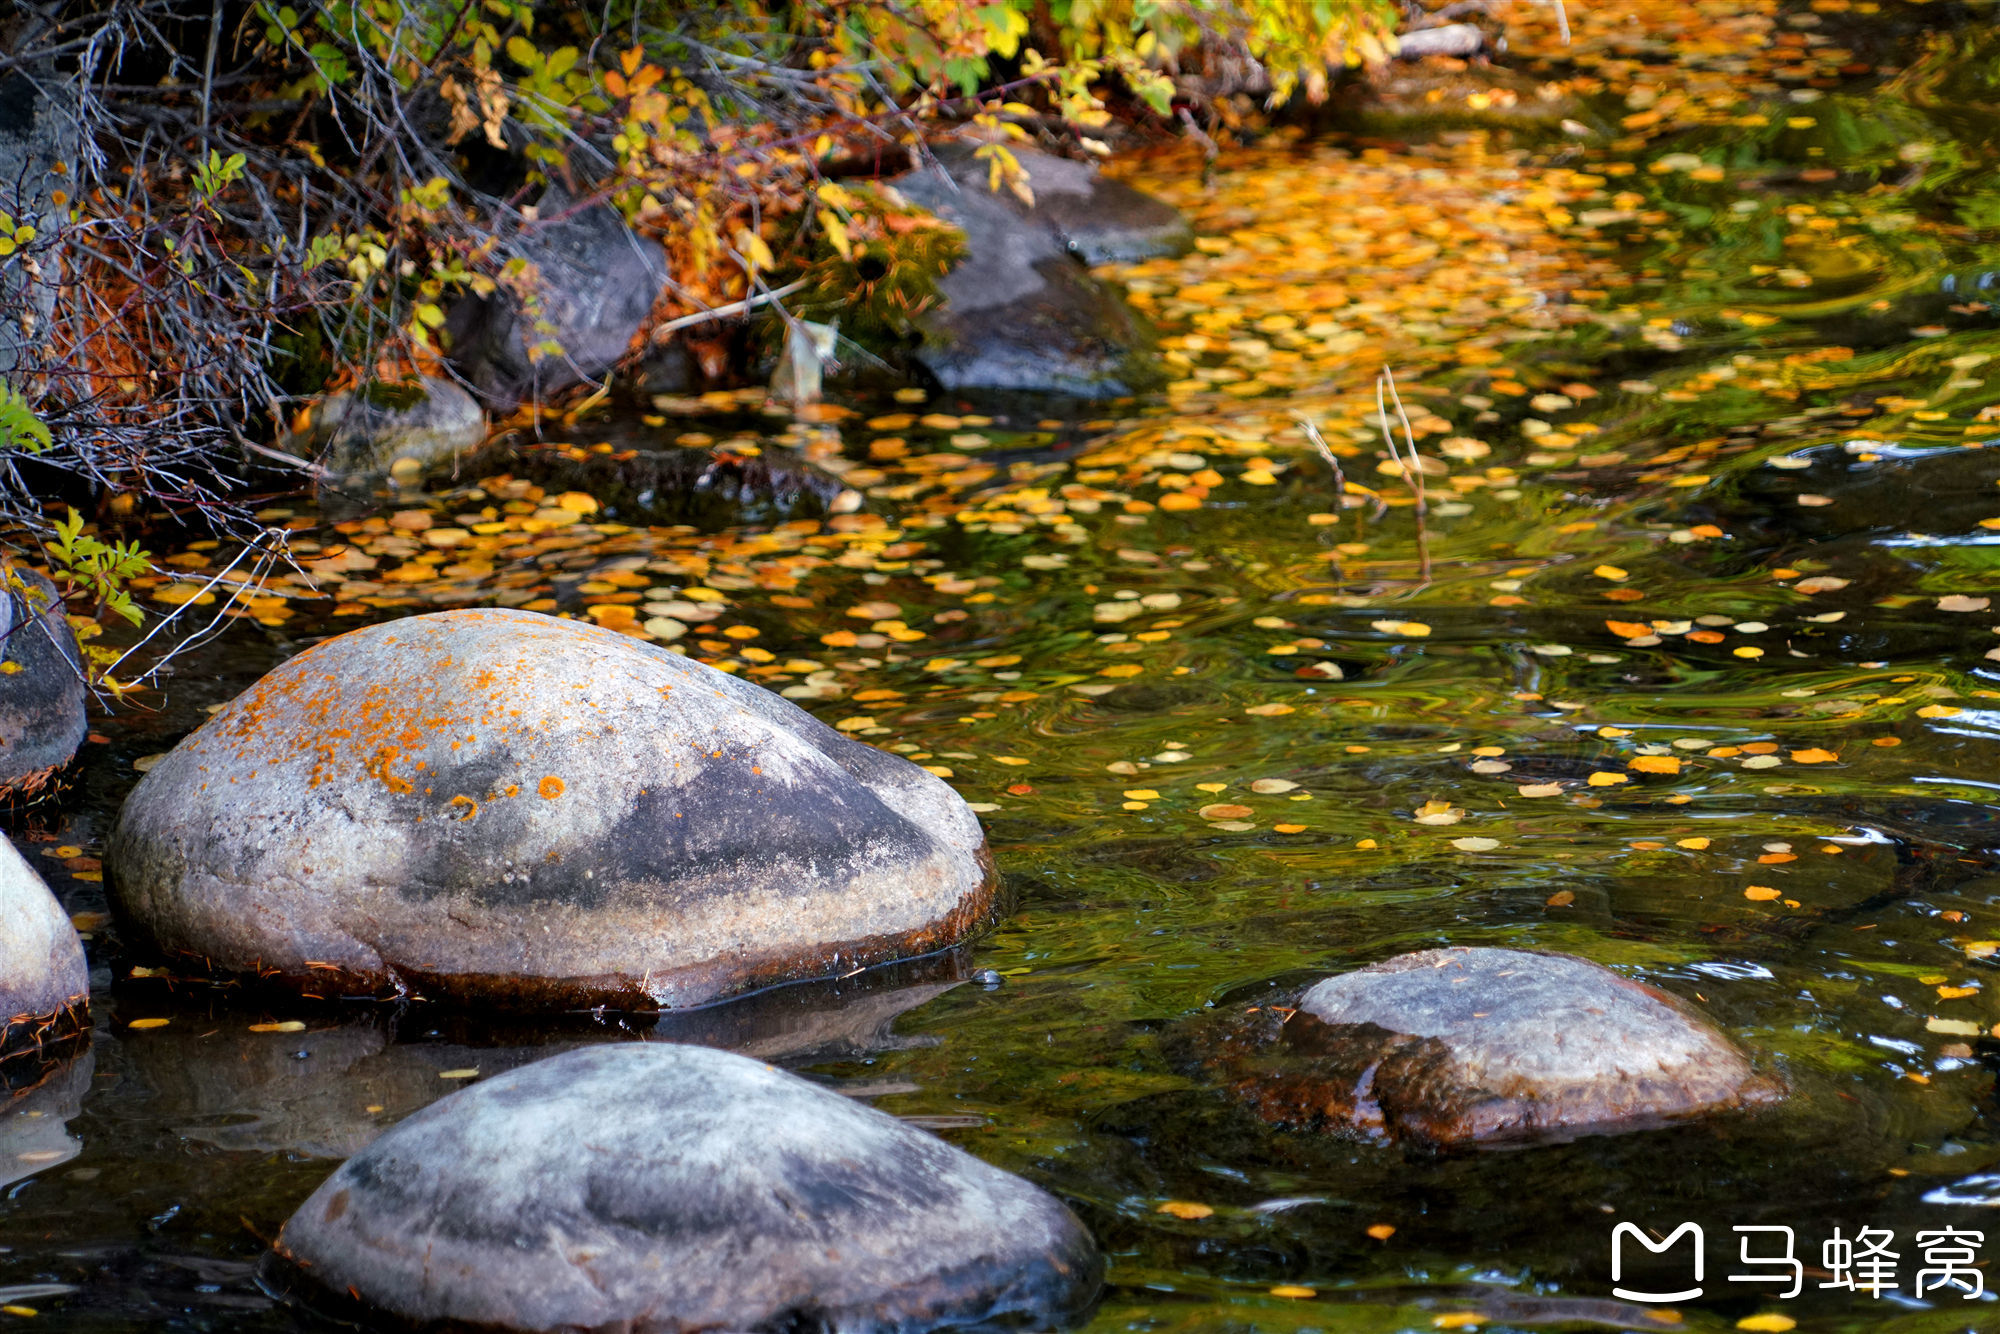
top-left (893, 145), bottom-right (1183, 397)
top-left (295, 377), bottom-right (486, 481)
top-left (1195, 947), bottom-right (1775, 1146)
top-left (0, 573), bottom-right (86, 802)
top-left (106, 609), bottom-right (996, 1010)
top-left (446, 192), bottom-right (669, 407)
top-left (267, 1044), bottom-right (1101, 1334)
top-left (0, 835), bottom-right (88, 1060)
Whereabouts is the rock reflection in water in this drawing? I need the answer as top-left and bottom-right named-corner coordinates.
top-left (119, 959), bottom-right (964, 1160)
top-left (1, 1043), bottom-right (92, 1190)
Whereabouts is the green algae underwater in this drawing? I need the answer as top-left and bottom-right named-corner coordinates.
top-left (14, 2), bottom-right (2000, 1331)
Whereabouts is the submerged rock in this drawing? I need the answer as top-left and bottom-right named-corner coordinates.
top-left (294, 377), bottom-right (486, 481)
top-left (0, 572), bottom-right (86, 801)
top-left (1206, 947), bottom-right (1773, 1146)
top-left (893, 144), bottom-right (1184, 397)
top-left (267, 1044), bottom-right (1101, 1333)
top-left (493, 440), bottom-right (860, 530)
top-left (0, 836), bottom-right (88, 1060)
top-left (106, 609), bottom-right (994, 1010)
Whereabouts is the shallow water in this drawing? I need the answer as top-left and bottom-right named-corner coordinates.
top-left (10, 3), bottom-right (2000, 1331)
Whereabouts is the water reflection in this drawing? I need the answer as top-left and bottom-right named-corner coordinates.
top-left (1, 1044), bottom-right (92, 1190)
top-left (112, 960), bottom-right (965, 1159)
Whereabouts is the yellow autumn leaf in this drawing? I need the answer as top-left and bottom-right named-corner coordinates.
top-left (1157, 1200), bottom-right (1214, 1219)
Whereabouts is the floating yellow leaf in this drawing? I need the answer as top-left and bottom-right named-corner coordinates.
top-left (1517, 782), bottom-right (1563, 797)
top-left (1200, 803), bottom-right (1254, 820)
top-left (1592, 564), bottom-right (1629, 581)
top-left (1157, 1200), bottom-right (1214, 1220)
top-left (1366, 1223), bottom-right (1397, 1240)
top-left (1413, 800), bottom-right (1465, 826)
top-left (1451, 836), bottom-right (1500, 852)
top-left (1629, 755), bottom-right (1681, 774)
top-left (1676, 837), bottom-right (1711, 850)
top-left (1790, 748), bottom-right (1837, 764)
top-left (127, 1018), bottom-right (171, 1029)
top-left (1927, 1018), bottom-right (1984, 1036)
top-left (1244, 703), bottom-right (1296, 716)
top-left (248, 1021), bottom-right (307, 1033)
top-left (1744, 886), bottom-right (1780, 901)
top-left (1269, 1285), bottom-right (1317, 1299)
top-left (1586, 772), bottom-right (1628, 787)
top-left (1735, 1317), bottom-right (1795, 1333)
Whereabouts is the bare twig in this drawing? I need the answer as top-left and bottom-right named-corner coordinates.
top-left (1376, 367), bottom-right (1432, 587)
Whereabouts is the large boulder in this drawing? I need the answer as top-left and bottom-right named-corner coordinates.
top-left (966, 144), bottom-right (1194, 266)
top-left (292, 377), bottom-right (486, 482)
top-left (0, 572), bottom-right (87, 800)
top-left (445, 189), bottom-right (670, 407)
top-left (1204, 947), bottom-right (1775, 1146)
top-left (0, 836), bottom-right (88, 1061)
top-left (266, 1045), bottom-right (1101, 1333)
top-left (106, 609), bottom-right (995, 1009)
top-left (892, 145), bottom-right (1184, 397)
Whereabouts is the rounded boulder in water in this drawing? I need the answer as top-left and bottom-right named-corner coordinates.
top-left (106, 609), bottom-right (995, 1009)
top-left (0, 836), bottom-right (87, 1061)
top-left (1288, 946), bottom-right (1776, 1144)
top-left (266, 1044), bottom-right (1101, 1333)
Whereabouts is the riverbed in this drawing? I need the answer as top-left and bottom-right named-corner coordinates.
top-left (8, 3), bottom-right (2000, 1331)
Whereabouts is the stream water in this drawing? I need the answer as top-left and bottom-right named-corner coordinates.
top-left (10, 3), bottom-right (2000, 1331)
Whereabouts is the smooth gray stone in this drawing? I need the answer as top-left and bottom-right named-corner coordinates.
top-left (270, 1044), bottom-right (1101, 1333)
top-left (0, 834), bottom-right (87, 1060)
top-left (0, 572), bottom-right (86, 802)
top-left (893, 145), bottom-right (1184, 397)
top-left (297, 376), bottom-right (486, 480)
top-left (107, 610), bottom-right (994, 1010)
top-left (1296, 946), bottom-right (1774, 1143)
